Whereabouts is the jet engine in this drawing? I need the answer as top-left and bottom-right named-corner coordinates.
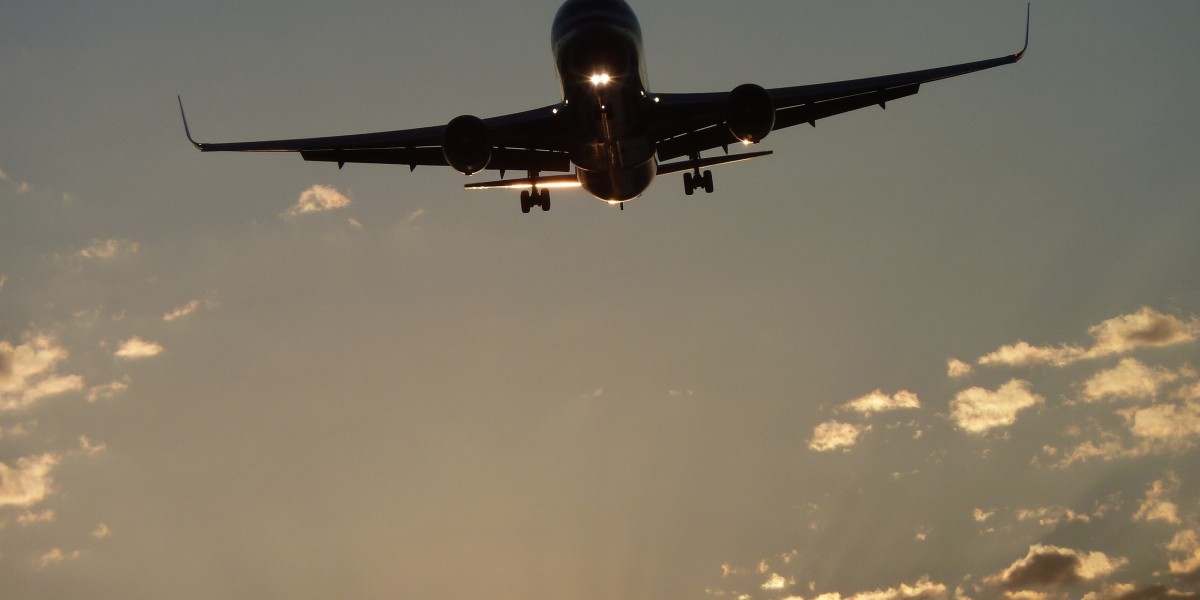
top-left (442, 115), bottom-right (492, 175)
top-left (725, 84), bottom-right (775, 144)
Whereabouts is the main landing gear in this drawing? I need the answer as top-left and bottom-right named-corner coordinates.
top-left (683, 170), bottom-right (714, 195)
top-left (683, 153), bottom-right (715, 195)
top-left (520, 188), bottom-right (550, 213)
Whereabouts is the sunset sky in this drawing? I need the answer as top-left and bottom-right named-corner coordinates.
top-left (2, 1), bottom-right (1199, 599)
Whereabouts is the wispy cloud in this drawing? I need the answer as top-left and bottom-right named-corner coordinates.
top-left (1133, 472), bottom-right (1181, 525)
top-left (1167, 529), bottom-right (1200, 579)
top-left (0, 453), bottom-right (60, 508)
top-left (92, 523), bottom-right (112, 539)
top-left (978, 307), bottom-right (1199, 368)
top-left (17, 508), bottom-right (55, 525)
top-left (114, 336), bottom-right (163, 360)
top-left (840, 389), bottom-right (920, 415)
top-left (809, 577), bottom-right (950, 600)
top-left (86, 378), bottom-right (129, 402)
top-left (1, 334), bottom-right (85, 412)
top-left (36, 547), bottom-right (81, 568)
top-left (1080, 582), bottom-right (1199, 600)
top-left (78, 434), bottom-right (107, 457)
top-left (283, 184), bottom-right (351, 217)
top-left (808, 420), bottom-right (864, 452)
top-left (78, 238), bottom-right (140, 259)
top-left (950, 379), bottom-right (1043, 434)
top-left (163, 299), bottom-right (200, 321)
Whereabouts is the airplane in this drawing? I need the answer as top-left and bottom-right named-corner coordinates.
top-left (179, 0), bottom-right (1028, 213)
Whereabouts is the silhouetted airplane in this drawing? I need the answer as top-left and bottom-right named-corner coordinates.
top-left (180, 0), bottom-right (1028, 212)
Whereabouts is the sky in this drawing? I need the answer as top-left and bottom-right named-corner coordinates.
top-left (2, 1), bottom-right (1199, 599)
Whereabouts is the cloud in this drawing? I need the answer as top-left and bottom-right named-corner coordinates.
top-left (1, 334), bottom-right (85, 412)
top-left (114, 336), bottom-right (163, 359)
top-left (808, 420), bottom-right (864, 452)
top-left (0, 453), bottom-right (60, 508)
top-left (18, 508), bottom-right (55, 525)
top-left (987, 545), bottom-right (1127, 593)
top-left (163, 299), bottom-right (200, 321)
top-left (762, 573), bottom-right (795, 590)
top-left (1082, 583), bottom-right (1200, 600)
top-left (0, 167), bottom-right (7, 181)
top-left (87, 378), bottom-right (129, 402)
top-left (78, 238), bottom-right (140, 259)
top-left (1081, 359), bottom-right (1184, 402)
top-left (79, 435), bottom-right (107, 457)
top-left (1016, 506), bottom-right (1093, 527)
top-left (950, 379), bottom-right (1044, 434)
top-left (16, 181), bottom-right (33, 194)
top-left (283, 184), bottom-right (351, 217)
top-left (1089, 307), bottom-right (1200, 355)
top-left (163, 296), bottom-right (218, 321)
top-left (807, 577), bottom-right (949, 600)
top-left (947, 358), bottom-right (973, 378)
top-left (92, 523), bottom-right (112, 539)
top-left (36, 547), bottom-right (81, 568)
top-left (1133, 473), bottom-right (1181, 525)
top-left (1166, 529), bottom-right (1200, 579)
top-left (979, 341), bottom-right (1087, 368)
top-left (841, 389), bottom-right (921, 415)
top-left (1121, 401), bottom-right (1200, 446)
top-left (0, 274), bottom-right (6, 291)
top-left (978, 308), bottom-right (1199, 368)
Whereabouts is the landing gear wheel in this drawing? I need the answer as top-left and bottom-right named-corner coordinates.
top-left (539, 189), bottom-right (551, 211)
top-left (683, 172), bottom-right (695, 196)
top-left (702, 170), bottom-right (714, 193)
top-left (520, 190), bottom-right (532, 213)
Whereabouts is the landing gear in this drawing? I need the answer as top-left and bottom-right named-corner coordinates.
top-left (520, 188), bottom-right (550, 213)
top-left (683, 169), bottom-right (714, 195)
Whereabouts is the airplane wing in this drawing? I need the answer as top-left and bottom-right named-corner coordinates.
top-left (652, 5), bottom-right (1029, 161)
top-left (178, 98), bottom-right (574, 173)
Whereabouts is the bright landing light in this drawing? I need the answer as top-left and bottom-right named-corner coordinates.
top-left (589, 73), bottom-right (612, 86)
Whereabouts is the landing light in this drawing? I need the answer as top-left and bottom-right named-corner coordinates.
top-left (590, 73), bottom-right (612, 86)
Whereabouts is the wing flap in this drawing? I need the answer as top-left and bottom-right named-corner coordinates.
top-left (300, 147), bottom-right (571, 173)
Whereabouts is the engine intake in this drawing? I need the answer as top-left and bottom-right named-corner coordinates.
top-left (725, 84), bottom-right (775, 144)
top-left (442, 115), bottom-right (492, 175)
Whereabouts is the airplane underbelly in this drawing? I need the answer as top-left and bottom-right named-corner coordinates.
top-left (576, 158), bottom-right (655, 202)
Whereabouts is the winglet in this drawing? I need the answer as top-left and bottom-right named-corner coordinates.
top-left (1014, 3), bottom-right (1030, 60)
top-left (177, 95), bottom-right (203, 150)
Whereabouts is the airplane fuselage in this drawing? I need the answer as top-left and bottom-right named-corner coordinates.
top-left (551, 0), bottom-right (656, 201)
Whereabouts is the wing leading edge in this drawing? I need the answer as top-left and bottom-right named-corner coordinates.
top-left (653, 4), bottom-right (1030, 161)
top-left (177, 97), bottom-right (572, 173)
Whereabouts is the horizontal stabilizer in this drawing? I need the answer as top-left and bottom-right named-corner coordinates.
top-left (657, 150), bottom-right (773, 176)
top-left (464, 174), bottom-right (582, 191)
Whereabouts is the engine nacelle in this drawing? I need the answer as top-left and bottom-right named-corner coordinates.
top-left (442, 115), bottom-right (492, 175)
top-left (725, 84), bottom-right (775, 144)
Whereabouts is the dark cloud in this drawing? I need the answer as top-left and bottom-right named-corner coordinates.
top-left (1105, 584), bottom-right (1200, 600)
top-left (989, 545), bottom-right (1126, 593)
top-left (1000, 551), bottom-right (1084, 590)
